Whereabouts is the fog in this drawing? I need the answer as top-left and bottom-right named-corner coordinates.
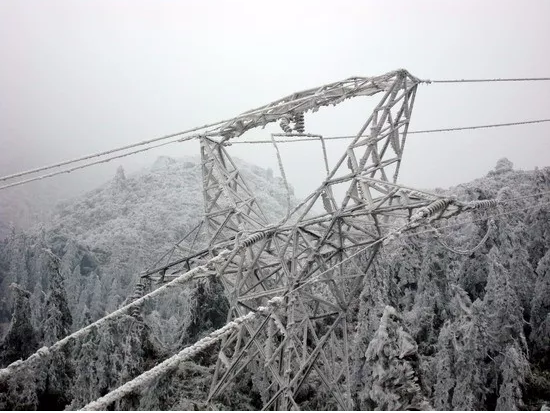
top-left (1, 0), bottom-right (549, 205)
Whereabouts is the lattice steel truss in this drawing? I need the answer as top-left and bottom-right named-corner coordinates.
top-left (131, 69), bottom-right (480, 410)
top-left (0, 70), bottom-right (501, 411)
top-left (186, 70), bottom-right (458, 409)
top-left (201, 138), bottom-right (269, 244)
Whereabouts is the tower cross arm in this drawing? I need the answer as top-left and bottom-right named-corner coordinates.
top-left (219, 70), bottom-right (420, 139)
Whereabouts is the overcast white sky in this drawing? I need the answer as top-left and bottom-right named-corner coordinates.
top-left (1, 0), bottom-right (549, 199)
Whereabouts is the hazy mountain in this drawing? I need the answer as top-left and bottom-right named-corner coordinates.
top-left (0, 154), bottom-right (292, 329)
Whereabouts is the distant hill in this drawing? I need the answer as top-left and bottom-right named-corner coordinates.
top-left (0, 155), bottom-right (294, 330)
top-left (0, 163), bottom-right (121, 240)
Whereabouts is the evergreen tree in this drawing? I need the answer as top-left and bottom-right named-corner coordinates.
top-left (496, 345), bottom-right (530, 410)
top-left (483, 247), bottom-right (526, 354)
top-left (8, 230), bottom-right (29, 289)
top-left (351, 256), bottom-right (398, 402)
top-left (526, 167), bottom-right (550, 267)
top-left (115, 317), bottom-right (151, 410)
top-left (0, 230), bottom-right (29, 314)
top-left (0, 284), bottom-right (38, 366)
top-left (28, 229), bottom-right (51, 332)
top-left (183, 278), bottom-right (229, 346)
top-left (451, 300), bottom-right (491, 410)
top-left (405, 241), bottom-right (450, 354)
top-left (433, 322), bottom-right (456, 410)
top-left (458, 247), bottom-right (491, 301)
top-left (69, 314), bottom-right (155, 410)
top-left (89, 271), bottom-right (106, 322)
top-left (493, 219), bottom-right (536, 313)
top-left (60, 238), bottom-right (81, 315)
top-left (530, 250), bottom-right (550, 366)
top-left (77, 304), bottom-right (93, 330)
top-left (359, 306), bottom-right (430, 410)
top-left (530, 314), bottom-right (550, 369)
top-left (41, 249), bottom-right (74, 409)
top-left (0, 283), bottom-right (44, 410)
top-left (0, 363), bottom-right (41, 410)
top-left (67, 328), bottom-right (101, 410)
top-left (42, 249), bottom-right (72, 345)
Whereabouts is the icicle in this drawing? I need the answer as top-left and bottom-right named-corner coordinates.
top-left (270, 312), bottom-right (287, 336)
top-left (347, 156), bottom-right (354, 171)
top-left (265, 317), bottom-right (275, 363)
top-left (356, 180), bottom-right (365, 200)
top-left (370, 145), bottom-right (380, 165)
top-left (390, 128), bottom-right (400, 154)
top-left (322, 191), bottom-right (333, 213)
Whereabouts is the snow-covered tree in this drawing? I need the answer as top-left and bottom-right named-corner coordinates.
top-left (433, 322), bottom-right (456, 410)
top-left (526, 167), bottom-right (550, 267)
top-left (451, 300), bottom-right (491, 410)
top-left (0, 363), bottom-right (42, 410)
top-left (492, 218), bottom-right (536, 312)
top-left (531, 250), bottom-right (550, 366)
top-left (458, 247), bottom-right (491, 301)
top-left (0, 284), bottom-right (38, 366)
top-left (42, 249), bottom-right (72, 346)
top-left (183, 278), bottom-right (229, 346)
top-left (351, 254), bottom-right (400, 400)
top-left (115, 316), bottom-right (153, 410)
top-left (67, 328), bottom-right (101, 409)
top-left (0, 230), bottom-right (29, 315)
top-left (493, 157), bottom-right (514, 175)
top-left (483, 247), bottom-right (526, 354)
top-left (404, 241), bottom-right (450, 354)
top-left (36, 249), bottom-right (74, 409)
top-left (89, 271), bottom-right (106, 321)
top-left (59, 238), bottom-right (81, 314)
top-left (359, 305), bottom-right (430, 410)
top-left (496, 345), bottom-right (530, 410)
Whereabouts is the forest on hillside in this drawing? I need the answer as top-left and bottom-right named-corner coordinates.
top-left (0, 157), bottom-right (549, 410)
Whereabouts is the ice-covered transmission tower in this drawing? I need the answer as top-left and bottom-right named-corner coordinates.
top-left (143, 69), bottom-right (470, 409)
top-left (0, 69), bottom-right (500, 411)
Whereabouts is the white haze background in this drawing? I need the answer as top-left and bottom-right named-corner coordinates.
top-left (0, 0), bottom-right (549, 204)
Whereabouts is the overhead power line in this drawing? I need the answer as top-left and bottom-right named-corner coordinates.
top-left (1, 117), bottom-right (549, 191)
top-left (232, 118), bottom-right (550, 144)
top-left (422, 77), bottom-right (550, 84)
top-left (0, 135), bottom-right (193, 191)
top-left (1, 73), bottom-right (550, 186)
top-left (0, 120), bottom-right (230, 184)
top-left (294, 199), bottom-right (550, 293)
top-left (406, 118), bottom-right (550, 134)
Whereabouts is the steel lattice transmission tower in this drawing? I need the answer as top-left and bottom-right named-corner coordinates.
top-left (187, 69), bottom-right (460, 409)
top-left (0, 69), bottom-right (498, 412)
